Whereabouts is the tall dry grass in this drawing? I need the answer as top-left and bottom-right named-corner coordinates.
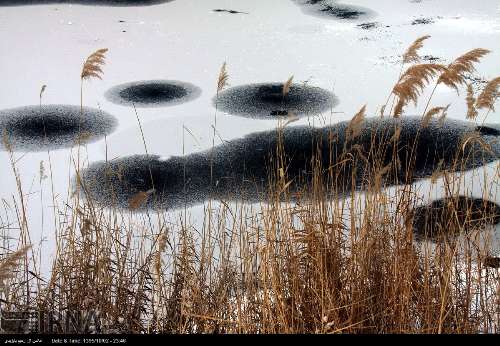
top-left (0, 37), bottom-right (499, 334)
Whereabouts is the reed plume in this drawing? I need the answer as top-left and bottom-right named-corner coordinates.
top-left (347, 105), bottom-right (366, 140)
top-left (438, 104), bottom-right (450, 126)
top-left (381, 35), bottom-right (431, 117)
top-left (81, 48), bottom-right (108, 80)
top-left (422, 105), bottom-right (446, 127)
top-left (128, 189), bottom-right (155, 210)
top-left (476, 76), bottom-right (500, 111)
top-left (437, 48), bottom-right (490, 92)
top-left (403, 35), bottom-right (431, 64)
top-left (392, 63), bottom-right (445, 117)
top-left (154, 232), bottom-right (168, 279)
top-left (39, 85), bottom-right (47, 100)
top-left (0, 246), bottom-right (31, 290)
top-left (282, 75), bottom-right (294, 97)
top-left (217, 62), bottom-right (229, 92)
top-left (2, 129), bottom-right (12, 152)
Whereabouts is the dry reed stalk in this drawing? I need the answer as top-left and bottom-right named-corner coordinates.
top-left (466, 84), bottom-right (478, 120)
top-left (476, 77), bottom-right (500, 111)
top-left (211, 62), bottom-right (230, 186)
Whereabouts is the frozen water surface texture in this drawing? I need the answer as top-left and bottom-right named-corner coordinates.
top-left (105, 80), bottom-right (202, 108)
top-left (80, 117), bottom-right (500, 210)
top-left (0, 104), bottom-right (117, 152)
top-left (214, 83), bottom-right (337, 119)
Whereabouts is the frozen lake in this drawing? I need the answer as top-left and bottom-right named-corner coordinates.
top-left (0, 0), bottom-right (499, 272)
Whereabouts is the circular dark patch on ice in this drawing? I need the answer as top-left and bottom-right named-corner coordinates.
top-left (105, 80), bottom-right (201, 108)
top-left (214, 83), bottom-right (337, 119)
top-left (293, 1), bottom-right (376, 21)
top-left (0, 0), bottom-right (174, 6)
top-left (80, 117), bottom-right (500, 211)
top-left (413, 197), bottom-right (500, 242)
top-left (0, 105), bottom-right (117, 152)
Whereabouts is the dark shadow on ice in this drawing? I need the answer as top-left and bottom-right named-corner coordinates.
top-left (0, 0), bottom-right (173, 6)
top-left (213, 9), bottom-right (248, 15)
top-left (105, 80), bottom-right (201, 108)
top-left (475, 126), bottom-right (500, 137)
top-left (214, 83), bottom-right (337, 119)
top-left (411, 17), bottom-right (435, 25)
top-left (80, 117), bottom-right (500, 211)
top-left (293, 1), bottom-right (376, 21)
top-left (0, 105), bottom-right (117, 152)
top-left (412, 196), bottom-right (500, 242)
top-left (357, 22), bottom-right (381, 30)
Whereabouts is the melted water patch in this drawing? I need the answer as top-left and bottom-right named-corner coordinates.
top-left (293, 1), bottom-right (376, 21)
top-left (214, 83), bottom-right (337, 119)
top-left (412, 197), bottom-right (500, 242)
top-left (105, 80), bottom-right (201, 108)
top-left (0, 105), bottom-right (117, 152)
top-left (476, 126), bottom-right (500, 136)
top-left (80, 117), bottom-right (500, 211)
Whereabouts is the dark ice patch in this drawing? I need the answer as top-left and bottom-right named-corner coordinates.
top-left (293, 1), bottom-right (376, 21)
top-left (412, 197), bottom-right (500, 242)
top-left (80, 117), bottom-right (500, 211)
top-left (0, 0), bottom-right (173, 6)
top-left (214, 83), bottom-right (337, 119)
top-left (213, 9), bottom-right (248, 14)
top-left (378, 54), bottom-right (444, 66)
top-left (411, 17), bottom-right (435, 25)
top-left (0, 104), bottom-right (117, 152)
top-left (422, 55), bottom-right (444, 63)
top-left (483, 257), bottom-right (500, 268)
top-left (357, 22), bottom-right (380, 30)
top-left (475, 126), bottom-right (500, 137)
top-left (105, 80), bottom-right (201, 108)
